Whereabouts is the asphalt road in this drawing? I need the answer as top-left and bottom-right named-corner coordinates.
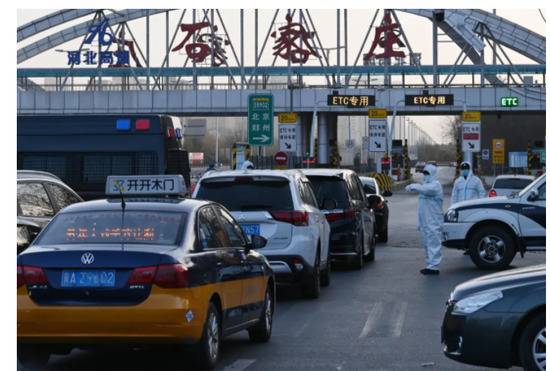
top-left (19, 166), bottom-right (545, 370)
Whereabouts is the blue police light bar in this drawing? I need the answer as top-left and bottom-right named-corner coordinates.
top-left (106, 175), bottom-right (187, 196)
top-left (116, 118), bottom-right (131, 131)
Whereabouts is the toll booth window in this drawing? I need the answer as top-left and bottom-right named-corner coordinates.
top-left (17, 182), bottom-right (55, 217)
top-left (196, 179), bottom-right (294, 212)
top-left (36, 211), bottom-right (186, 246)
top-left (21, 155), bottom-right (67, 180)
top-left (307, 176), bottom-right (351, 209)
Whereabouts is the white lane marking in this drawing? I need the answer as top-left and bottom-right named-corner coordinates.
top-left (391, 302), bottom-right (408, 338)
top-left (336, 360), bottom-right (346, 370)
top-left (359, 301), bottom-right (384, 338)
top-left (223, 359), bottom-right (256, 371)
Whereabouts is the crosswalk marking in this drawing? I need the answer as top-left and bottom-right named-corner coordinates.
top-left (359, 301), bottom-right (384, 338)
top-left (359, 301), bottom-right (408, 339)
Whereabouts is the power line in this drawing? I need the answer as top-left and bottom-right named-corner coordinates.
top-left (539, 9), bottom-right (546, 23)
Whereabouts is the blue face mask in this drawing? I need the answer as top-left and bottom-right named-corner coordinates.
top-left (461, 169), bottom-right (469, 177)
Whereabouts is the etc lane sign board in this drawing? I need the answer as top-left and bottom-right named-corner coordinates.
top-left (368, 109), bottom-right (387, 153)
top-left (462, 111), bottom-right (481, 152)
top-left (248, 94), bottom-right (274, 146)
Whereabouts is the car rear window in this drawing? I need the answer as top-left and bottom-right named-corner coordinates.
top-left (35, 211), bottom-right (186, 246)
top-left (196, 178), bottom-right (294, 211)
top-left (493, 178), bottom-right (533, 190)
top-left (307, 176), bottom-right (350, 209)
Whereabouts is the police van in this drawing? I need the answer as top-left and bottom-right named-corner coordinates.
top-left (18, 175), bottom-right (275, 369)
top-left (442, 174), bottom-right (545, 270)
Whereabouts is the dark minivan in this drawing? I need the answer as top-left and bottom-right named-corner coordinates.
top-left (302, 169), bottom-right (377, 269)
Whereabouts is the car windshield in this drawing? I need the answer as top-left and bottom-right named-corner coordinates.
top-left (494, 178), bottom-right (534, 190)
top-left (35, 211), bottom-right (186, 246)
top-left (196, 177), bottom-right (294, 211)
top-left (307, 176), bottom-right (350, 209)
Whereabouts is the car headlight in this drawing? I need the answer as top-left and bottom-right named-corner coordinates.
top-left (445, 208), bottom-right (458, 222)
top-left (452, 290), bottom-right (503, 315)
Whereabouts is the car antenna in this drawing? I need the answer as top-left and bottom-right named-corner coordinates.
top-left (115, 181), bottom-right (126, 210)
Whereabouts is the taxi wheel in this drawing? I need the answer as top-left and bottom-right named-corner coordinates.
top-left (17, 344), bottom-right (50, 368)
top-left (302, 253), bottom-right (321, 299)
top-left (195, 303), bottom-right (221, 370)
top-left (248, 287), bottom-right (274, 343)
top-left (469, 226), bottom-right (517, 270)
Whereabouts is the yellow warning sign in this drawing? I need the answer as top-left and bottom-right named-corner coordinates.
top-left (462, 111), bottom-right (481, 122)
top-left (278, 112), bottom-right (298, 124)
top-left (492, 138), bottom-right (505, 165)
top-left (368, 109), bottom-right (387, 119)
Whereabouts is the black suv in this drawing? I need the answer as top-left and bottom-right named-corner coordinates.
top-left (302, 169), bottom-right (378, 269)
top-left (17, 170), bottom-right (83, 253)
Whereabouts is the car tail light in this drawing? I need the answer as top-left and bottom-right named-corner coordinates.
top-left (128, 266), bottom-right (157, 285)
top-left (373, 200), bottom-right (385, 210)
top-left (488, 189), bottom-right (497, 197)
top-left (291, 257), bottom-right (304, 271)
top-left (270, 211), bottom-right (309, 226)
top-left (325, 208), bottom-right (356, 222)
top-left (153, 264), bottom-right (189, 288)
top-left (18, 265), bottom-right (48, 287)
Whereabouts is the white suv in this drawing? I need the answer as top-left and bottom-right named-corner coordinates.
top-left (443, 174), bottom-right (545, 270)
top-left (193, 169), bottom-right (331, 298)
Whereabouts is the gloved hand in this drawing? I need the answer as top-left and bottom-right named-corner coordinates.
top-left (405, 184), bottom-right (412, 192)
top-left (406, 184), bottom-right (419, 192)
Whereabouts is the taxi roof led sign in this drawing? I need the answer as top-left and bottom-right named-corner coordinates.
top-left (106, 175), bottom-right (187, 196)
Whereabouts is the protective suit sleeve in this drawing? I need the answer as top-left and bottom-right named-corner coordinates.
top-left (475, 177), bottom-right (486, 198)
top-left (408, 182), bottom-right (440, 196)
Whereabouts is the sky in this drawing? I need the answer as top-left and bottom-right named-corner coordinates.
top-left (16, 9), bottom-right (547, 144)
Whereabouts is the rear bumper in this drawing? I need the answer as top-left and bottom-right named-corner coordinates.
top-left (17, 286), bottom-right (208, 345)
top-left (264, 255), bottom-right (314, 285)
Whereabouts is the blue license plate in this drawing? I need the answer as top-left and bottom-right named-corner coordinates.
top-left (61, 270), bottom-right (116, 288)
top-left (240, 223), bottom-right (260, 236)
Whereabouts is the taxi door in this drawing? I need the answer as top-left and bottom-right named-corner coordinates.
top-left (214, 206), bottom-right (266, 324)
top-left (197, 206), bottom-right (244, 329)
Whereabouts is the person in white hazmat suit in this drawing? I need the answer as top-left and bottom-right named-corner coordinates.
top-left (405, 163), bottom-right (444, 275)
top-left (451, 161), bottom-right (486, 205)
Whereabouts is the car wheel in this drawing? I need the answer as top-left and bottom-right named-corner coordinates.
top-left (352, 236), bottom-right (364, 270)
top-left (194, 302), bottom-right (221, 369)
top-left (17, 344), bottom-right (50, 368)
top-left (248, 287), bottom-right (274, 343)
top-left (366, 235), bottom-right (376, 262)
top-left (320, 253), bottom-right (331, 287)
top-left (519, 313), bottom-right (546, 371)
top-left (303, 253), bottom-right (321, 299)
top-left (377, 227), bottom-right (388, 243)
top-left (469, 226), bottom-right (517, 270)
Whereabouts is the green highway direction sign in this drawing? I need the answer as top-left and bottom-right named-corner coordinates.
top-left (500, 96), bottom-right (519, 107)
top-left (248, 94), bottom-right (274, 146)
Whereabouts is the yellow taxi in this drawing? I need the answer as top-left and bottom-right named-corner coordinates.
top-left (17, 175), bottom-right (275, 369)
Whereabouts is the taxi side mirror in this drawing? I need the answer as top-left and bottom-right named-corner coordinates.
top-left (17, 225), bottom-right (39, 254)
top-left (249, 234), bottom-right (267, 251)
